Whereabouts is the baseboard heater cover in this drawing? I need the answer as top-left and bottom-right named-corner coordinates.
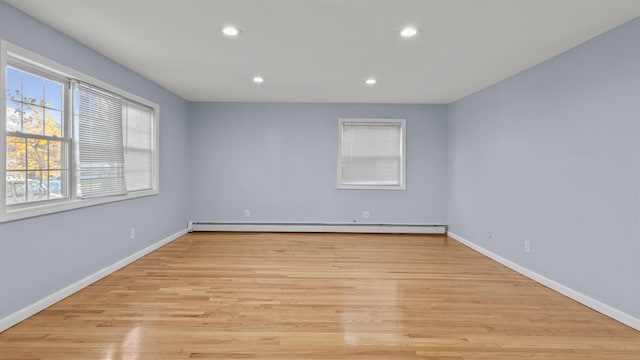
top-left (188, 222), bottom-right (446, 234)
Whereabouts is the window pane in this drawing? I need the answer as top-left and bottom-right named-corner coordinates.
top-left (26, 138), bottom-right (48, 170)
top-left (27, 171), bottom-right (48, 202)
top-left (124, 149), bottom-right (152, 191)
top-left (6, 136), bottom-right (26, 170)
top-left (6, 171), bottom-right (26, 204)
top-left (6, 67), bottom-right (22, 132)
top-left (22, 72), bottom-right (43, 106)
top-left (342, 157), bottom-right (400, 185)
top-left (77, 84), bottom-right (126, 198)
top-left (22, 105), bottom-right (45, 135)
top-left (48, 140), bottom-right (63, 170)
top-left (44, 80), bottom-right (62, 110)
top-left (6, 67), bottom-right (21, 102)
top-left (44, 109), bottom-right (63, 137)
top-left (6, 102), bottom-right (21, 132)
top-left (343, 124), bottom-right (402, 157)
top-left (124, 102), bottom-right (153, 191)
top-left (125, 103), bottom-right (152, 148)
top-left (48, 170), bottom-right (64, 198)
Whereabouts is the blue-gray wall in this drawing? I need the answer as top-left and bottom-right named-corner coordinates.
top-left (189, 103), bottom-right (448, 224)
top-left (0, 2), bottom-right (191, 319)
top-left (447, 18), bottom-right (640, 318)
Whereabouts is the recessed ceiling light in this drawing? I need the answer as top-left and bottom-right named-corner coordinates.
top-left (365, 78), bottom-right (377, 86)
top-left (222, 26), bottom-right (240, 36)
top-left (253, 76), bottom-right (264, 84)
top-left (400, 27), bottom-right (418, 37)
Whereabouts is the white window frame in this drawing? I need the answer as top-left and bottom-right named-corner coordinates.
top-left (1, 40), bottom-right (159, 223)
top-left (337, 118), bottom-right (406, 190)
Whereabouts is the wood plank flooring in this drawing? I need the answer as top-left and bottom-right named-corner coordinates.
top-left (1, 232), bottom-right (639, 359)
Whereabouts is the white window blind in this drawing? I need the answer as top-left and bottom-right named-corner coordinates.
top-left (124, 101), bottom-right (153, 192)
top-left (77, 83), bottom-right (127, 199)
top-left (338, 119), bottom-right (406, 190)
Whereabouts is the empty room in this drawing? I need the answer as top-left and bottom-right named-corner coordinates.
top-left (1, 0), bottom-right (640, 358)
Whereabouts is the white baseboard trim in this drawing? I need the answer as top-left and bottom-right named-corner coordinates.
top-left (0, 228), bottom-right (189, 333)
top-left (447, 232), bottom-right (640, 331)
top-left (190, 222), bottom-right (447, 234)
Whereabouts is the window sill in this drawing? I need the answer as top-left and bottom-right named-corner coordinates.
top-left (337, 184), bottom-right (406, 190)
top-left (0, 189), bottom-right (158, 223)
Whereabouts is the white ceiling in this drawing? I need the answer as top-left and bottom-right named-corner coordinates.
top-left (6, 0), bottom-right (640, 104)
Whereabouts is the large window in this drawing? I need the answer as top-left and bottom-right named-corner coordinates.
top-left (337, 118), bottom-right (406, 190)
top-left (1, 40), bottom-right (158, 222)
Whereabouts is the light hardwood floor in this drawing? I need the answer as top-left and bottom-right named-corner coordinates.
top-left (1, 232), bottom-right (639, 359)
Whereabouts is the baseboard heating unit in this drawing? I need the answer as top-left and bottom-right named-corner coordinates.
top-left (188, 222), bottom-right (447, 234)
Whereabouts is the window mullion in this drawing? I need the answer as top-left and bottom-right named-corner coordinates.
top-left (5, 131), bottom-right (59, 141)
top-left (67, 80), bottom-right (76, 200)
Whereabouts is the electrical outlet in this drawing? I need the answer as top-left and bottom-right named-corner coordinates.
top-left (524, 240), bottom-right (530, 253)
top-left (361, 211), bottom-right (370, 219)
top-left (244, 209), bottom-right (251, 217)
top-left (487, 232), bottom-right (492, 239)
top-left (130, 228), bottom-right (135, 240)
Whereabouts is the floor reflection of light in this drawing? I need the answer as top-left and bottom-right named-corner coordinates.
top-left (100, 344), bottom-right (114, 360)
top-left (341, 279), bottom-right (400, 346)
top-left (121, 326), bottom-right (141, 360)
top-left (343, 332), bottom-right (359, 346)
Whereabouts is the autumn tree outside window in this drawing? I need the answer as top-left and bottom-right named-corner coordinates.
top-left (6, 65), bottom-right (69, 204)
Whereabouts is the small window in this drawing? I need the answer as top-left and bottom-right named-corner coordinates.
top-left (337, 118), bottom-right (406, 190)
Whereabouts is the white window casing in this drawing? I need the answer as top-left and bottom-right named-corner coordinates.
top-left (337, 118), bottom-right (406, 190)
